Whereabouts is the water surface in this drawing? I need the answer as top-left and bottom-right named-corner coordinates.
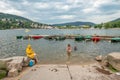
top-left (0, 29), bottom-right (120, 64)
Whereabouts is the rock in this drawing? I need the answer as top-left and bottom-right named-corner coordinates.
top-left (0, 56), bottom-right (28, 77)
top-left (107, 52), bottom-right (120, 71)
top-left (0, 58), bottom-right (13, 63)
top-left (7, 57), bottom-right (24, 71)
top-left (101, 56), bottom-right (109, 67)
top-left (0, 70), bottom-right (7, 79)
top-left (95, 55), bottom-right (102, 61)
top-left (22, 57), bottom-right (30, 67)
top-left (0, 61), bottom-right (7, 70)
top-left (8, 68), bottom-right (18, 77)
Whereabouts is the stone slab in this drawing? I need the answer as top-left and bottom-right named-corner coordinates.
top-left (69, 64), bottom-right (120, 80)
top-left (20, 64), bottom-right (71, 80)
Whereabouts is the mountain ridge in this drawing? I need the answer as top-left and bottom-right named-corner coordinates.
top-left (52, 21), bottom-right (95, 26)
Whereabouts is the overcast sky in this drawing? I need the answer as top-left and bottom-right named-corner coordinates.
top-left (0, 0), bottom-right (120, 24)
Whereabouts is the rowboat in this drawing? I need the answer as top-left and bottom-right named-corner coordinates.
top-left (111, 38), bottom-right (120, 42)
top-left (75, 36), bottom-right (85, 41)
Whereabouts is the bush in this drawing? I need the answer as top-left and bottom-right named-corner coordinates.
top-left (0, 70), bottom-right (7, 79)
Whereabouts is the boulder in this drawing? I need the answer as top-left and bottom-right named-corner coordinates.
top-left (0, 58), bottom-right (13, 63)
top-left (7, 56), bottom-right (24, 71)
top-left (107, 52), bottom-right (120, 71)
top-left (0, 56), bottom-right (28, 77)
top-left (7, 68), bottom-right (18, 77)
top-left (101, 56), bottom-right (109, 67)
top-left (95, 55), bottom-right (102, 61)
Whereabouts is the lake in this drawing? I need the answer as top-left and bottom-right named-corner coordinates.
top-left (0, 29), bottom-right (120, 64)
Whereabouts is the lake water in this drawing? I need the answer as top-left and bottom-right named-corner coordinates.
top-left (0, 29), bottom-right (120, 64)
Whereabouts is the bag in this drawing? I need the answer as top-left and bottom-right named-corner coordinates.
top-left (29, 60), bottom-right (35, 67)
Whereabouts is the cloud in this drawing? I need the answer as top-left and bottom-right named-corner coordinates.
top-left (57, 15), bottom-right (76, 19)
top-left (0, 0), bottom-right (120, 24)
top-left (82, 0), bottom-right (110, 13)
top-left (0, 0), bottom-right (25, 16)
top-left (85, 10), bottom-right (120, 23)
top-left (33, 2), bottom-right (50, 9)
top-left (54, 3), bottom-right (71, 11)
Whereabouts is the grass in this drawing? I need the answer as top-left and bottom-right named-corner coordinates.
top-left (0, 70), bottom-right (7, 79)
top-left (108, 64), bottom-right (119, 72)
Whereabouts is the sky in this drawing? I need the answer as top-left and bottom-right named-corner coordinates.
top-left (0, 0), bottom-right (120, 24)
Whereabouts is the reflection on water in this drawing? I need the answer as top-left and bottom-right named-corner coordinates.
top-left (0, 29), bottom-right (120, 64)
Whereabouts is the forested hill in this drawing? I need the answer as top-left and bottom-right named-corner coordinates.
top-left (0, 13), bottom-right (48, 29)
top-left (0, 13), bottom-right (31, 21)
top-left (95, 18), bottom-right (120, 28)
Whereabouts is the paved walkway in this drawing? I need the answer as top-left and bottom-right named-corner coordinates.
top-left (3, 63), bottom-right (120, 80)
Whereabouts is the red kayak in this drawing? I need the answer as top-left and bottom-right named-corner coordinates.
top-left (32, 35), bottom-right (43, 40)
top-left (92, 37), bottom-right (100, 43)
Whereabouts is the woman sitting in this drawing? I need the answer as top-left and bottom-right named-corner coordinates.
top-left (26, 44), bottom-right (38, 64)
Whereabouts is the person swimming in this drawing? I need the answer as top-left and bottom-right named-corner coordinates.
top-left (74, 46), bottom-right (77, 51)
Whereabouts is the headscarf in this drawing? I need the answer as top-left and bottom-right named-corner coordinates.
top-left (26, 44), bottom-right (35, 59)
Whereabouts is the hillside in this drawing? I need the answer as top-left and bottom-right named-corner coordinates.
top-left (0, 13), bottom-right (31, 22)
top-left (52, 21), bottom-right (95, 26)
top-left (95, 18), bottom-right (120, 28)
top-left (0, 13), bottom-right (48, 29)
top-left (110, 18), bottom-right (120, 22)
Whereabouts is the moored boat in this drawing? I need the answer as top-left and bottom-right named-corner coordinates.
top-left (92, 36), bottom-right (101, 43)
top-left (75, 36), bottom-right (84, 41)
top-left (16, 36), bottom-right (23, 39)
top-left (111, 37), bottom-right (120, 42)
top-left (31, 35), bottom-right (43, 40)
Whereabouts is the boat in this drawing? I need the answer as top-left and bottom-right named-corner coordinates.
top-left (30, 35), bottom-right (44, 40)
top-left (84, 35), bottom-right (92, 39)
top-left (16, 36), bottom-right (23, 39)
top-left (44, 35), bottom-right (54, 40)
top-left (75, 36), bottom-right (85, 41)
top-left (111, 37), bottom-right (120, 42)
top-left (23, 36), bottom-right (31, 40)
top-left (55, 36), bottom-right (66, 41)
top-left (92, 36), bottom-right (101, 43)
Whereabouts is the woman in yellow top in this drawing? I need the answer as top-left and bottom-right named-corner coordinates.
top-left (26, 44), bottom-right (38, 63)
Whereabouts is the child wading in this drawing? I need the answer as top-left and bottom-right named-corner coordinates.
top-left (66, 44), bottom-right (72, 61)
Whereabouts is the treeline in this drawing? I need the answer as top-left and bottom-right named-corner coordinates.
top-left (0, 18), bottom-right (48, 29)
top-left (0, 19), bottom-right (31, 29)
top-left (0, 13), bottom-right (48, 29)
top-left (95, 19), bottom-right (120, 29)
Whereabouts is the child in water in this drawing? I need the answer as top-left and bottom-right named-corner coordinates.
top-left (66, 44), bottom-right (72, 61)
top-left (74, 46), bottom-right (77, 51)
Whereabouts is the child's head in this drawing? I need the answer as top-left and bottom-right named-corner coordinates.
top-left (68, 44), bottom-right (70, 47)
